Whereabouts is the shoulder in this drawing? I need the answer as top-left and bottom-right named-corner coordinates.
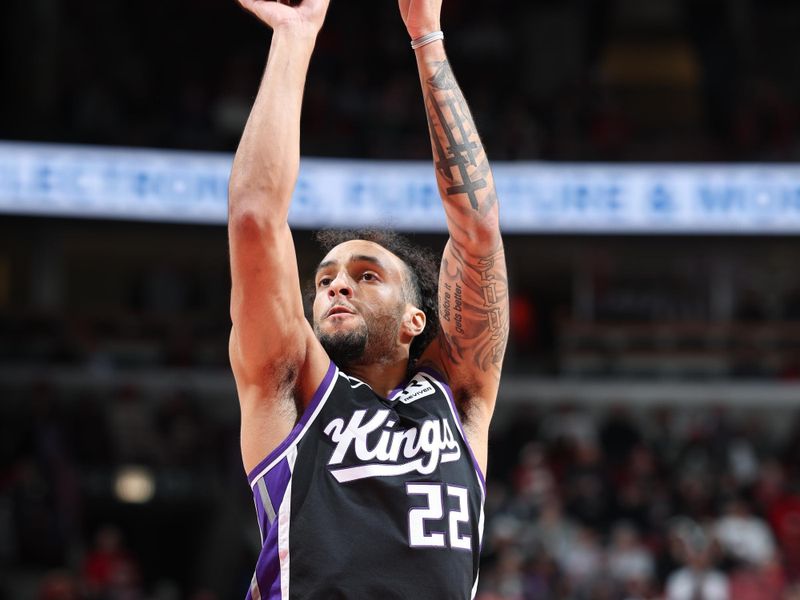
top-left (416, 351), bottom-right (487, 409)
top-left (414, 359), bottom-right (489, 428)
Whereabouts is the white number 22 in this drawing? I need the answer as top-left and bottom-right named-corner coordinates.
top-left (407, 483), bottom-right (472, 550)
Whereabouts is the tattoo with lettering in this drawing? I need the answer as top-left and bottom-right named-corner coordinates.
top-left (438, 240), bottom-right (509, 379)
top-left (442, 282), bottom-right (452, 322)
top-left (421, 57), bottom-right (509, 400)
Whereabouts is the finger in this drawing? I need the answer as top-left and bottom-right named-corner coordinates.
top-left (237, 0), bottom-right (273, 14)
top-left (237, 0), bottom-right (288, 26)
top-left (300, 0), bottom-right (329, 10)
top-left (297, 0), bottom-right (331, 20)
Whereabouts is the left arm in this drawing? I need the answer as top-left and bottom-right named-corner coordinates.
top-left (401, 2), bottom-right (509, 467)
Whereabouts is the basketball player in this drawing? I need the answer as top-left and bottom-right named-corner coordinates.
top-left (228, 0), bottom-right (508, 598)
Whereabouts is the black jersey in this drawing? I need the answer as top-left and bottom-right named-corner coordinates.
top-left (245, 361), bottom-right (486, 600)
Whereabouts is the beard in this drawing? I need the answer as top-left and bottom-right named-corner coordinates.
top-left (316, 322), bottom-right (369, 368)
top-left (314, 307), bottom-right (403, 369)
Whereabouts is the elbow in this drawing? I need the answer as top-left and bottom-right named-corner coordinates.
top-left (228, 206), bottom-right (287, 238)
top-left (228, 202), bottom-right (289, 240)
top-left (227, 185), bottom-right (291, 229)
top-left (472, 219), bottom-right (501, 247)
top-left (456, 215), bottom-right (502, 254)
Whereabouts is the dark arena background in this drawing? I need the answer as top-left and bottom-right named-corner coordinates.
top-left (2, 0), bottom-right (800, 599)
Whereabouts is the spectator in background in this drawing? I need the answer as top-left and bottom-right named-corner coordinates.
top-left (557, 525), bottom-right (603, 594)
top-left (563, 441), bottom-right (613, 530)
top-left (107, 386), bottom-right (161, 464)
top-left (528, 495), bottom-right (578, 564)
top-left (726, 433), bottom-right (761, 489)
top-left (156, 390), bottom-right (210, 468)
top-left (607, 522), bottom-right (655, 590)
top-left (493, 550), bottom-right (526, 600)
top-left (600, 406), bottom-right (641, 469)
top-left (541, 405), bottom-right (598, 449)
top-left (714, 498), bottom-right (776, 567)
top-left (520, 554), bottom-right (559, 600)
top-left (81, 526), bottom-right (140, 600)
top-left (758, 461), bottom-right (800, 581)
top-left (665, 523), bottom-right (728, 600)
top-left (614, 444), bottom-right (669, 535)
top-left (714, 498), bottom-right (786, 600)
top-left (513, 442), bottom-right (556, 516)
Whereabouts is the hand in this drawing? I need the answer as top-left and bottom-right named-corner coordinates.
top-left (398, 0), bottom-right (442, 40)
top-left (238, 0), bottom-right (330, 36)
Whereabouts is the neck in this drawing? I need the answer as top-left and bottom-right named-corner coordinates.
top-left (344, 355), bottom-right (412, 398)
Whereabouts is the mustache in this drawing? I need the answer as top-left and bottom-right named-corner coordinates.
top-left (325, 302), bottom-right (358, 317)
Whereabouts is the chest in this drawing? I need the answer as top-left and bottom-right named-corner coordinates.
top-left (309, 372), bottom-right (465, 482)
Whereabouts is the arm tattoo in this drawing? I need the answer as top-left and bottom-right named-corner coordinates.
top-left (439, 241), bottom-right (509, 378)
top-left (424, 58), bottom-right (508, 390)
top-left (425, 60), bottom-right (494, 215)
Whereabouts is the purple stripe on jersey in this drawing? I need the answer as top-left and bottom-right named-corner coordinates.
top-left (417, 366), bottom-right (487, 493)
top-left (253, 496), bottom-right (267, 542)
top-left (261, 458), bottom-right (291, 524)
top-left (258, 519), bottom-right (282, 600)
top-left (247, 360), bottom-right (336, 486)
top-left (250, 458), bottom-right (294, 600)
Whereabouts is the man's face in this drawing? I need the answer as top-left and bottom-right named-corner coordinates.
top-left (312, 240), bottom-right (411, 367)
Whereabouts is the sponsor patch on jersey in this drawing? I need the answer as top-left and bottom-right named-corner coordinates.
top-left (393, 375), bottom-right (436, 404)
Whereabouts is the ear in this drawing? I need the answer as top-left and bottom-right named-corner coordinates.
top-left (402, 305), bottom-right (426, 339)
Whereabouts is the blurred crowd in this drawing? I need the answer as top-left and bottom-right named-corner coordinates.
top-left (2, 0), bottom-right (800, 162)
top-left (2, 366), bottom-right (800, 598)
top-left (478, 405), bottom-right (800, 599)
top-left (30, 526), bottom-right (216, 600)
top-left (0, 378), bottom-right (256, 600)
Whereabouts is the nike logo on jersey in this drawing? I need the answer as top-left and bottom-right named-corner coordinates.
top-left (323, 409), bottom-right (461, 483)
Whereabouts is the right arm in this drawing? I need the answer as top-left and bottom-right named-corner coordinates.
top-left (228, 0), bottom-right (330, 474)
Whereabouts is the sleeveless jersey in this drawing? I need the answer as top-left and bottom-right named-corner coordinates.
top-left (245, 361), bottom-right (486, 600)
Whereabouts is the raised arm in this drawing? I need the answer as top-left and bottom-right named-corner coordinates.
top-left (228, 0), bottom-right (330, 474)
top-left (401, 2), bottom-right (509, 452)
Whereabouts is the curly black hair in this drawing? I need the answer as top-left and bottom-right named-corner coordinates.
top-left (312, 229), bottom-right (440, 368)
